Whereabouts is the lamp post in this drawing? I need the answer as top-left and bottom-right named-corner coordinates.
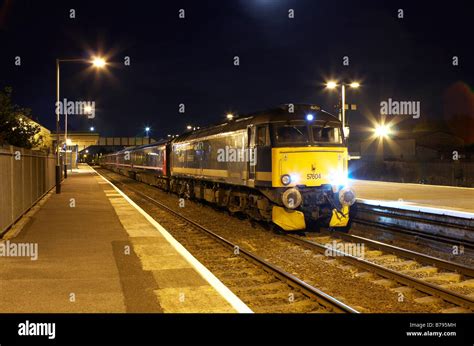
top-left (325, 81), bottom-right (360, 128)
top-left (145, 127), bottom-right (150, 143)
top-left (55, 56), bottom-right (107, 193)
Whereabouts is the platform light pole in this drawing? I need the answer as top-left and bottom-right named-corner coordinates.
top-left (145, 127), bottom-right (150, 144)
top-left (325, 81), bottom-right (360, 128)
top-left (55, 56), bottom-right (107, 193)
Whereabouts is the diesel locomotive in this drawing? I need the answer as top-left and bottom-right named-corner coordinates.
top-left (100, 104), bottom-right (356, 231)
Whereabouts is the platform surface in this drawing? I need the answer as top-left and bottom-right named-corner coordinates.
top-left (352, 179), bottom-right (474, 217)
top-left (0, 165), bottom-right (249, 313)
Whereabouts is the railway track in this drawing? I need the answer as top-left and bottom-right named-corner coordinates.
top-left (96, 168), bottom-right (358, 313)
top-left (287, 232), bottom-right (474, 311)
top-left (96, 167), bottom-right (473, 312)
top-left (353, 202), bottom-right (474, 249)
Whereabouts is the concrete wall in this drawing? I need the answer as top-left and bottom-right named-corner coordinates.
top-left (0, 145), bottom-right (56, 234)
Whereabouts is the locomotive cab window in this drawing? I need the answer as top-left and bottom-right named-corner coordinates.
top-left (311, 123), bottom-right (342, 144)
top-left (273, 123), bottom-right (309, 144)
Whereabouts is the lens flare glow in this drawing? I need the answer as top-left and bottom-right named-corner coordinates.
top-left (374, 124), bottom-right (392, 138)
top-left (91, 57), bottom-right (106, 68)
top-left (329, 170), bottom-right (348, 187)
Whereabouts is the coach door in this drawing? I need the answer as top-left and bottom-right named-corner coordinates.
top-left (248, 126), bottom-right (256, 183)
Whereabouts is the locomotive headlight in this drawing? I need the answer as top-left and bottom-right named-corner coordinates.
top-left (339, 187), bottom-right (356, 206)
top-left (290, 174), bottom-right (300, 184)
top-left (281, 174), bottom-right (291, 185)
top-left (329, 170), bottom-right (348, 187)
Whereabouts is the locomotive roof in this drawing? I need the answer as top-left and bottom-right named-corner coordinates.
top-left (105, 104), bottom-right (340, 154)
top-left (174, 104), bottom-right (340, 143)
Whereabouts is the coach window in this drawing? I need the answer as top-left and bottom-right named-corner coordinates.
top-left (256, 126), bottom-right (267, 146)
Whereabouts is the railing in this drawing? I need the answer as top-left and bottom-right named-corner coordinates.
top-left (0, 145), bottom-right (57, 235)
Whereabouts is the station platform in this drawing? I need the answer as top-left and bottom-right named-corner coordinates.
top-left (351, 179), bottom-right (474, 218)
top-left (0, 164), bottom-right (250, 313)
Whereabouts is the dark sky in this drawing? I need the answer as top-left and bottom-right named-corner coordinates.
top-left (1, 0), bottom-right (473, 141)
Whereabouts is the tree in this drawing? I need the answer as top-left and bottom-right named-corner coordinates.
top-left (0, 87), bottom-right (42, 149)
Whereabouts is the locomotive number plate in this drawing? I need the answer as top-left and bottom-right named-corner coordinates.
top-left (306, 173), bottom-right (321, 180)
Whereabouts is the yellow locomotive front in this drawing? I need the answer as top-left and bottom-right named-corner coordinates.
top-left (266, 109), bottom-right (356, 231)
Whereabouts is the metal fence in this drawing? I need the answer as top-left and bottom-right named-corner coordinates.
top-left (0, 145), bottom-right (57, 235)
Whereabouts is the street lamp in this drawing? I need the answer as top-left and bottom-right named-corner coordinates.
top-left (92, 57), bottom-right (106, 68)
top-left (374, 124), bottom-right (392, 138)
top-left (84, 105), bottom-right (93, 114)
top-left (145, 127), bottom-right (151, 143)
top-left (325, 80), bottom-right (361, 129)
top-left (55, 56), bottom-right (107, 193)
top-left (90, 126), bottom-right (95, 132)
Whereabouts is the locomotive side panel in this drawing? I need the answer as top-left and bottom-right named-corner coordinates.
top-left (171, 129), bottom-right (249, 187)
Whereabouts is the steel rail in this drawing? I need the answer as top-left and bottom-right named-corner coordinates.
top-left (286, 234), bottom-right (474, 310)
top-left (98, 169), bottom-right (359, 313)
top-left (324, 231), bottom-right (474, 278)
top-left (353, 203), bottom-right (474, 248)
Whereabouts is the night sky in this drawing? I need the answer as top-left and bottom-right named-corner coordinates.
top-left (1, 0), bottom-right (473, 142)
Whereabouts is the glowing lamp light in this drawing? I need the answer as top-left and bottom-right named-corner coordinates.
top-left (350, 82), bottom-right (360, 88)
top-left (91, 57), bottom-right (106, 68)
top-left (329, 170), bottom-right (348, 187)
top-left (306, 113), bottom-right (314, 121)
top-left (326, 81), bottom-right (338, 89)
top-left (90, 126), bottom-right (95, 132)
top-left (374, 124), bottom-right (392, 138)
top-left (226, 113), bottom-right (234, 120)
top-left (290, 174), bottom-right (300, 184)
